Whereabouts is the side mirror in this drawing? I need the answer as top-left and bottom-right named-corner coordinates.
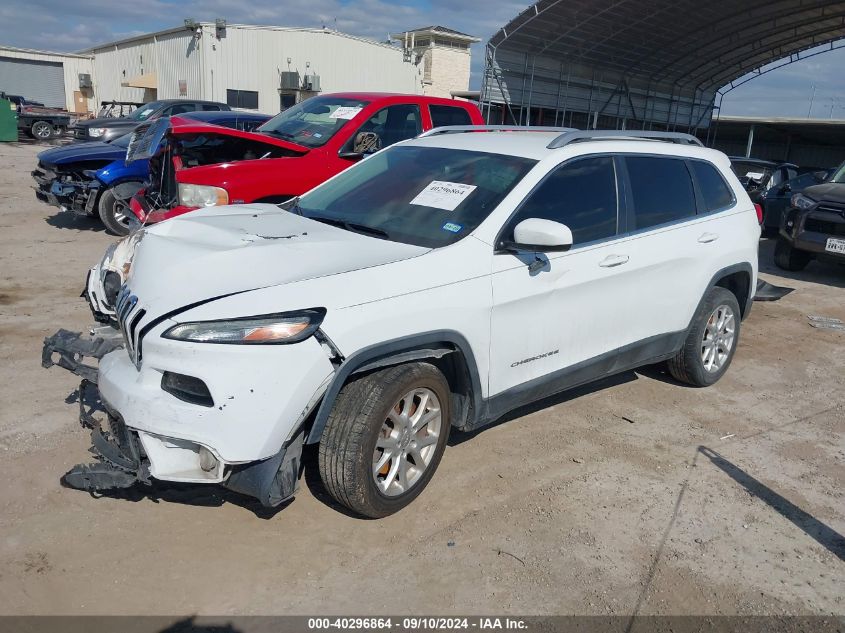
top-left (499, 218), bottom-right (573, 253)
top-left (338, 131), bottom-right (381, 159)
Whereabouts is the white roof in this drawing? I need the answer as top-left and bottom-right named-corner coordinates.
top-left (407, 130), bottom-right (729, 164)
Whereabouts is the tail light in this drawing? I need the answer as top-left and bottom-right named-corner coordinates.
top-left (754, 203), bottom-right (764, 224)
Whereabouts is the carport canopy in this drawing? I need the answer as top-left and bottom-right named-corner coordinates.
top-left (482, 1), bottom-right (845, 131)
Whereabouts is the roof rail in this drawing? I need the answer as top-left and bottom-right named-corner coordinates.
top-left (418, 125), bottom-right (576, 138)
top-left (547, 130), bottom-right (704, 149)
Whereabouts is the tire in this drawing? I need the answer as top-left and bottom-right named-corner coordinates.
top-left (30, 121), bottom-right (53, 140)
top-left (667, 286), bottom-right (741, 387)
top-left (98, 188), bottom-right (134, 236)
top-left (318, 362), bottom-right (451, 518)
top-left (774, 237), bottom-right (811, 271)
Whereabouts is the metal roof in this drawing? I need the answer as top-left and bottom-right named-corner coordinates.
top-left (490, 0), bottom-right (845, 93)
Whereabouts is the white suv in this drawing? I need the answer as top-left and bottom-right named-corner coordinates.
top-left (48, 127), bottom-right (759, 517)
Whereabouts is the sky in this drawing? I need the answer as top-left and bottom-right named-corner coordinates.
top-left (1, 0), bottom-right (843, 119)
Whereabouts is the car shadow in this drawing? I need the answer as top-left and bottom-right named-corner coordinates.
top-left (158, 617), bottom-right (244, 633)
top-left (45, 211), bottom-right (105, 233)
top-left (758, 237), bottom-right (845, 289)
top-left (448, 370), bottom-right (641, 447)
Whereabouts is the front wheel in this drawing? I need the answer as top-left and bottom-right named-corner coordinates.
top-left (98, 188), bottom-right (135, 236)
top-left (30, 121), bottom-right (54, 140)
top-left (668, 287), bottom-right (741, 387)
top-left (318, 362), bottom-right (451, 518)
top-left (774, 237), bottom-right (811, 271)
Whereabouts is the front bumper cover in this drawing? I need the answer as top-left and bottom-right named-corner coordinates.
top-left (41, 327), bottom-right (123, 383)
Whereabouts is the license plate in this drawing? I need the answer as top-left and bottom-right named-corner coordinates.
top-left (826, 237), bottom-right (845, 254)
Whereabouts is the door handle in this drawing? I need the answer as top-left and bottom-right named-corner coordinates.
top-left (698, 232), bottom-right (719, 243)
top-left (599, 254), bottom-right (629, 268)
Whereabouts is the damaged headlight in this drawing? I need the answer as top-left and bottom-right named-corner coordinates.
top-left (790, 193), bottom-right (816, 211)
top-left (178, 183), bottom-right (229, 208)
top-left (162, 309), bottom-right (326, 345)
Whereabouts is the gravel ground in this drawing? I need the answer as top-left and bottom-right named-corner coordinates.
top-left (0, 142), bottom-right (842, 616)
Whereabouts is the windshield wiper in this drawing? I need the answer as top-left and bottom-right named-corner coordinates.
top-left (306, 215), bottom-right (391, 240)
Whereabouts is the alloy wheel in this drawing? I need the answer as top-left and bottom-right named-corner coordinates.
top-left (372, 387), bottom-right (442, 497)
top-left (701, 304), bottom-right (736, 372)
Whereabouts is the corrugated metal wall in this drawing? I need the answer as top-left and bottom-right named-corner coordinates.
top-left (0, 57), bottom-right (65, 107)
top-left (155, 31), bottom-right (203, 100)
top-left (0, 48), bottom-right (94, 112)
top-left (201, 26), bottom-right (421, 114)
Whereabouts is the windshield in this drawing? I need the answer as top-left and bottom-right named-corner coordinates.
top-left (127, 102), bottom-right (161, 121)
top-left (731, 161), bottom-right (773, 186)
top-left (109, 134), bottom-right (131, 148)
top-left (258, 96), bottom-right (370, 148)
top-left (831, 162), bottom-right (845, 184)
top-left (296, 145), bottom-right (537, 248)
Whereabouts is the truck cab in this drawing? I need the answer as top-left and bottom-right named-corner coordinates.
top-left (129, 93), bottom-right (484, 225)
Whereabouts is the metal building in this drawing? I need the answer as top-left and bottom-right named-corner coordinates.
top-left (480, 0), bottom-right (845, 135)
top-left (0, 46), bottom-right (94, 112)
top-left (82, 23), bottom-right (430, 114)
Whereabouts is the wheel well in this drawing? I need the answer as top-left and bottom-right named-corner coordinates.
top-left (305, 336), bottom-right (481, 444)
top-left (714, 270), bottom-right (751, 317)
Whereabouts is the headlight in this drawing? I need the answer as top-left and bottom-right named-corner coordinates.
top-left (162, 309), bottom-right (326, 345)
top-left (790, 193), bottom-right (816, 210)
top-left (88, 127), bottom-right (106, 138)
top-left (178, 183), bottom-right (229, 208)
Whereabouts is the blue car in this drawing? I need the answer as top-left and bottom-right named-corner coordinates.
top-left (32, 111), bottom-right (271, 235)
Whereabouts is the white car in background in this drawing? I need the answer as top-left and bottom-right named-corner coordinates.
top-left (47, 126), bottom-right (760, 518)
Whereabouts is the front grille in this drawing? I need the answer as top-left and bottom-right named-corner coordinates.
top-left (805, 218), bottom-right (845, 237)
top-left (817, 203), bottom-right (845, 216)
top-left (115, 285), bottom-right (146, 369)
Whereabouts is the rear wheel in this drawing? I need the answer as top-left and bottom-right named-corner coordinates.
top-left (774, 237), bottom-right (811, 271)
top-left (98, 188), bottom-right (134, 236)
top-left (30, 121), bottom-right (53, 140)
top-left (668, 287), bottom-right (740, 387)
top-left (318, 362), bottom-right (451, 518)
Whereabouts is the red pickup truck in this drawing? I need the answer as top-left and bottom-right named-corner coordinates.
top-left (130, 92), bottom-right (483, 225)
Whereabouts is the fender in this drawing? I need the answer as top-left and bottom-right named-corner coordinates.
top-left (305, 330), bottom-right (484, 444)
top-left (694, 262), bottom-right (755, 325)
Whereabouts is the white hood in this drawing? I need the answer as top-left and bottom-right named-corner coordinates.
top-left (126, 204), bottom-right (429, 316)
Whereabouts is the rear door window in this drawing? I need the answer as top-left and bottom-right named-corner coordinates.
top-left (429, 105), bottom-right (473, 127)
top-left (625, 156), bottom-right (696, 230)
top-left (689, 160), bottom-right (734, 212)
top-left (507, 156), bottom-right (619, 245)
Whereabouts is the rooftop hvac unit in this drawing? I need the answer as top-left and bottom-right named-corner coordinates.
top-left (302, 74), bottom-right (321, 92)
top-left (280, 71), bottom-right (300, 90)
top-left (79, 74), bottom-right (93, 89)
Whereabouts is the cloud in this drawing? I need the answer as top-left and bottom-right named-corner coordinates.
top-left (1, 0), bottom-right (843, 110)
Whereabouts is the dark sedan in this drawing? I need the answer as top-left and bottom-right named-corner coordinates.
top-left (70, 99), bottom-right (230, 143)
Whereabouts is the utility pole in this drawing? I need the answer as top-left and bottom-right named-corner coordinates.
top-left (807, 84), bottom-right (816, 118)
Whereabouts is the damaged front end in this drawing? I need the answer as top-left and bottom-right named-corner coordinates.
top-left (61, 379), bottom-right (152, 493)
top-left (31, 161), bottom-right (109, 216)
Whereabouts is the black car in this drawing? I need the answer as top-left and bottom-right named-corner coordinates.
top-left (759, 169), bottom-right (831, 233)
top-left (70, 99), bottom-right (230, 142)
top-left (775, 161), bottom-right (845, 271)
top-left (730, 158), bottom-right (798, 229)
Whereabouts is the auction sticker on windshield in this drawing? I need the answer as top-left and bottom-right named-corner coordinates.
top-left (330, 106), bottom-right (363, 120)
top-left (410, 181), bottom-right (477, 211)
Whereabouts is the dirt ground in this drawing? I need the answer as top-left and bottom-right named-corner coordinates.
top-left (0, 142), bottom-right (842, 617)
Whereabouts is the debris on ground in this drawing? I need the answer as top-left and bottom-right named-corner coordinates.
top-left (807, 315), bottom-right (845, 331)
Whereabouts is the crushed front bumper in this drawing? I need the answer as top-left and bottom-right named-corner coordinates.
top-left (60, 379), bottom-right (304, 506)
top-left (61, 379), bottom-right (152, 493)
top-left (41, 327), bottom-right (123, 383)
